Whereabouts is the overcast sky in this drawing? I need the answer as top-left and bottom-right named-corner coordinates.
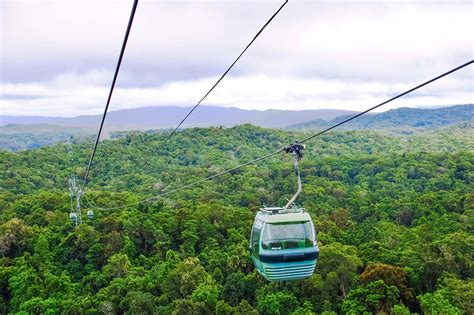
top-left (1, 0), bottom-right (472, 117)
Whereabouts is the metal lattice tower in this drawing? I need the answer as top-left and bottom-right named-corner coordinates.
top-left (68, 175), bottom-right (82, 226)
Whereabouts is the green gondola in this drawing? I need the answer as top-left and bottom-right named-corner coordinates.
top-left (249, 142), bottom-right (319, 281)
top-left (250, 207), bottom-right (318, 281)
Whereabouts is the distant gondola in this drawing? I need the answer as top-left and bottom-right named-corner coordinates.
top-left (69, 212), bottom-right (77, 223)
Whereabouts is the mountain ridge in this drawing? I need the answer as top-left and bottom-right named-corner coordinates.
top-left (1, 105), bottom-right (472, 151)
top-left (288, 104), bottom-right (473, 131)
top-left (0, 106), bottom-right (358, 129)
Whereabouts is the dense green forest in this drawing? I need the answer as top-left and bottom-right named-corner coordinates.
top-left (0, 124), bottom-right (472, 314)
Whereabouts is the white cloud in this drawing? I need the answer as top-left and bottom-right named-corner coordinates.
top-left (1, 68), bottom-right (472, 116)
top-left (0, 0), bottom-right (472, 116)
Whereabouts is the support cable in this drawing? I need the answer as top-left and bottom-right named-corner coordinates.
top-left (79, 0), bottom-right (139, 202)
top-left (83, 0), bottom-right (288, 209)
top-left (299, 61), bottom-right (474, 144)
top-left (84, 60), bottom-right (473, 211)
top-left (121, 0), bottom-right (289, 178)
top-left (162, 0), bottom-right (289, 143)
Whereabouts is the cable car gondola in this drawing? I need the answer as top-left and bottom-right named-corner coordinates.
top-left (87, 210), bottom-right (94, 220)
top-left (69, 212), bottom-right (77, 224)
top-left (250, 143), bottom-right (319, 281)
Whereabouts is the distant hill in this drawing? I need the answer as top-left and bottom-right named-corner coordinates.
top-left (0, 124), bottom-right (92, 151)
top-left (1, 105), bottom-right (472, 151)
top-left (288, 104), bottom-right (473, 131)
top-left (0, 106), bottom-right (357, 129)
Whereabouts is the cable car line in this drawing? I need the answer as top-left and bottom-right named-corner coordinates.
top-left (130, 0), bottom-right (289, 175)
top-left (79, 0), bottom-right (289, 210)
top-left (298, 60), bottom-right (474, 144)
top-left (162, 0), bottom-right (289, 144)
top-left (86, 149), bottom-right (283, 211)
top-left (83, 60), bottom-right (473, 212)
top-left (78, 0), bottom-right (139, 203)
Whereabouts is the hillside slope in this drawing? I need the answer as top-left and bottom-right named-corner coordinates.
top-left (0, 124), bottom-right (92, 151)
top-left (289, 104), bottom-right (473, 131)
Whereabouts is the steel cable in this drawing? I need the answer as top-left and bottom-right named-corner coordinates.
top-left (79, 0), bottom-right (139, 202)
top-left (84, 60), bottom-right (473, 211)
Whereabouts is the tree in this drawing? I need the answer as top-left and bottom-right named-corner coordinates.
top-left (360, 263), bottom-right (414, 306)
top-left (317, 242), bottom-right (362, 300)
top-left (162, 257), bottom-right (209, 301)
top-left (419, 291), bottom-right (460, 314)
top-left (103, 253), bottom-right (131, 279)
top-left (257, 291), bottom-right (299, 315)
top-left (343, 280), bottom-right (400, 314)
top-left (8, 258), bottom-right (42, 312)
top-left (0, 219), bottom-right (31, 258)
top-left (120, 291), bottom-right (158, 315)
top-left (222, 272), bottom-right (246, 306)
top-left (191, 278), bottom-right (220, 312)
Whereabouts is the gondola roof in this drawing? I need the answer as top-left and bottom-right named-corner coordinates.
top-left (258, 210), bottom-right (311, 223)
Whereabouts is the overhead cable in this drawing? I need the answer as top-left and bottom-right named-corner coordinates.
top-left (162, 0), bottom-right (289, 143)
top-left (299, 60), bottom-right (474, 144)
top-left (85, 60), bottom-right (473, 211)
top-left (79, 0), bottom-right (139, 200)
top-left (81, 0), bottom-right (288, 208)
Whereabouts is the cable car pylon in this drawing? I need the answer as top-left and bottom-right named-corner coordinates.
top-left (68, 176), bottom-right (82, 226)
top-left (68, 176), bottom-right (94, 226)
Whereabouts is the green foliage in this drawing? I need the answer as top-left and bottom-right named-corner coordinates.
top-left (419, 290), bottom-right (460, 314)
top-left (257, 291), bottom-right (299, 315)
top-left (392, 304), bottom-right (411, 315)
top-left (342, 280), bottom-right (400, 314)
top-left (0, 124), bottom-right (472, 313)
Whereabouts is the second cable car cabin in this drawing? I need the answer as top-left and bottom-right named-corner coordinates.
top-left (249, 142), bottom-right (319, 281)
